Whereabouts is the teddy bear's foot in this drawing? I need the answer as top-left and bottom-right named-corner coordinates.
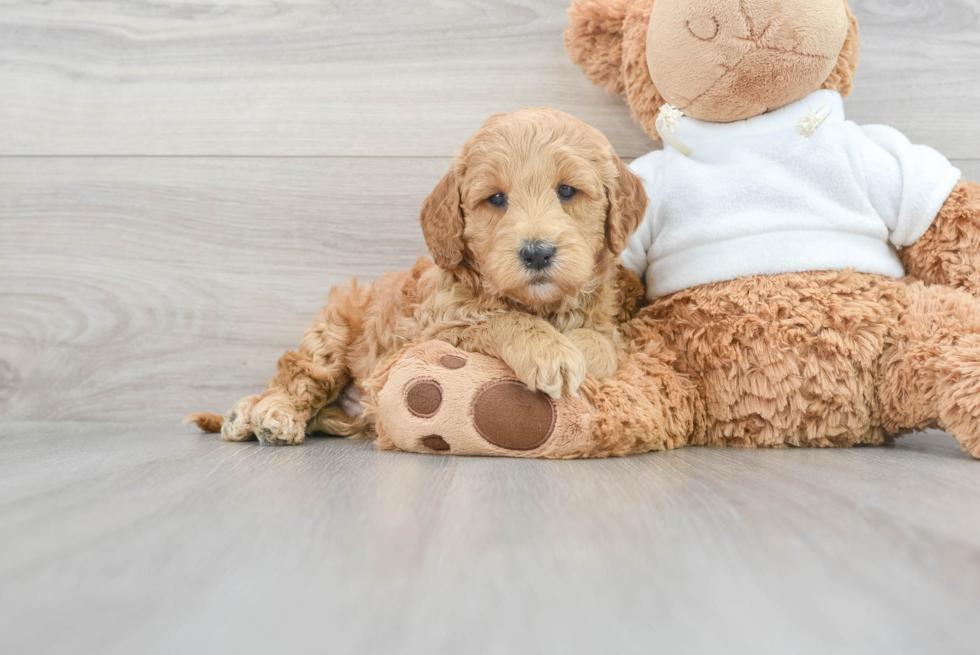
top-left (882, 285), bottom-right (980, 459)
top-left (371, 342), bottom-right (595, 458)
top-left (935, 333), bottom-right (980, 459)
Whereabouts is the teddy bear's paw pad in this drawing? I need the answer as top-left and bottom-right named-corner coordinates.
top-left (420, 434), bottom-right (451, 451)
top-left (376, 341), bottom-right (593, 458)
top-left (472, 380), bottom-right (555, 450)
top-left (439, 354), bottom-right (467, 369)
top-left (405, 380), bottom-right (443, 418)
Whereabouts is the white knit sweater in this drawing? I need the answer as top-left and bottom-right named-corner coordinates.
top-left (622, 90), bottom-right (962, 298)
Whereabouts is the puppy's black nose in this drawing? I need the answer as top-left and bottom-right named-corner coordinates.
top-left (519, 241), bottom-right (557, 271)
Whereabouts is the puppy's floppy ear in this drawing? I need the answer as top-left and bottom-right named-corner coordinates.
top-left (605, 155), bottom-right (647, 256)
top-left (564, 0), bottom-right (630, 94)
top-left (420, 164), bottom-right (465, 270)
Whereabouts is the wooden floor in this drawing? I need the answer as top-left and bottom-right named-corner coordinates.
top-left (2, 0), bottom-right (980, 652)
top-left (2, 424), bottom-right (980, 654)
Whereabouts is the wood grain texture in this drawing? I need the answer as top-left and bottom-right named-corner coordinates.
top-left (0, 0), bottom-right (978, 159)
top-left (0, 0), bottom-right (655, 158)
top-left (0, 156), bottom-right (446, 420)
top-left (1, 423), bottom-right (979, 655)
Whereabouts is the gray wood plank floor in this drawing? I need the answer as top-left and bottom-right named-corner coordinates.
top-left (2, 424), bottom-right (980, 655)
top-left (2, 0), bottom-right (979, 158)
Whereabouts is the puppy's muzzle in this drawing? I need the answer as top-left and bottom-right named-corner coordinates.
top-left (519, 240), bottom-right (557, 272)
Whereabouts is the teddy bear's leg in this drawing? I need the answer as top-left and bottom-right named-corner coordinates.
top-left (581, 337), bottom-right (701, 457)
top-left (364, 336), bottom-right (699, 459)
top-left (879, 281), bottom-right (980, 457)
top-left (901, 180), bottom-right (980, 296)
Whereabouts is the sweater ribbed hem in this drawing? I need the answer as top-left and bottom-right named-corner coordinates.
top-left (647, 231), bottom-right (907, 298)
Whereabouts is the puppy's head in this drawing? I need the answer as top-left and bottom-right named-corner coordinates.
top-left (420, 108), bottom-right (646, 307)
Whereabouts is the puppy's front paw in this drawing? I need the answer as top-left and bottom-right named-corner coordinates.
top-left (567, 328), bottom-right (619, 381)
top-left (250, 395), bottom-right (306, 446)
top-left (510, 333), bottom-right (587, 399)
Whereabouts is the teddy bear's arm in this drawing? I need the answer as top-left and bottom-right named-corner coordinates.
top-left (366, 331), bottom-right (702, 459)
top-left (900, 180), bottom-right (980, 295)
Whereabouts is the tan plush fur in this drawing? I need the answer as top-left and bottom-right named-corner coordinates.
top-left (369, 0), bottom-right (980, 460)
top-left (186, 108), bottom-right (647, 445)
top-left (645, 0), bottom-right (849, 122)
top-left (900, 181), bottom-right (980, 296)
top-left (375, 265), bottom-right (980, 459)
top-left (565, 0), bottom-right (860, 139)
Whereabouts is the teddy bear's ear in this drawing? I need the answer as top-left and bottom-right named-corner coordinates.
top-left (564, 0), bottom-right (631, 94)
top-left (566, 0), bottom-right (666, 141)
top-left (822, 1), bottom-right (861, 97)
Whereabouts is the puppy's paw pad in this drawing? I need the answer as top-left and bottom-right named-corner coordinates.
top-left (255, 424), bottom-right (303, 446)
top-left (472, 380), bottom-right (555, 451)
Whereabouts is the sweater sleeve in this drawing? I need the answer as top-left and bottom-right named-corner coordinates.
top-left (621, 150), bottom-right (664, 277)
top-left (856, 124), bottom-right (962, 247)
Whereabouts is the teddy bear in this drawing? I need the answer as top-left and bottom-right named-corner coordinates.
top-left (362, 0), bottom-right (980, 459)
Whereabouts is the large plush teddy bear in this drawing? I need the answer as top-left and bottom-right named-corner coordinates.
top-left (363, 0), bottom-right (980, 459)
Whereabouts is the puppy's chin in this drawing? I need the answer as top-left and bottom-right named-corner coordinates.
top-left (509, 279), bottom-right (564, 306)
top-left (495, 271), bottom-right (585, 307)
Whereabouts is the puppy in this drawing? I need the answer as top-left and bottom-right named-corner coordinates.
top-left (187, 108), bottom-right (647, 445)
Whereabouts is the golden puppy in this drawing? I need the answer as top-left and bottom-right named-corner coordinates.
top-left (187, 108), bottom-right (647, 445)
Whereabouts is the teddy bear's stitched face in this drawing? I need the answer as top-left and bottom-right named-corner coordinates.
top-left (645, 0), bottom-right (849, 122)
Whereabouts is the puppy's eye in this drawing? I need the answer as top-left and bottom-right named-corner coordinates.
top-left (487, 192), bottom-right (508, 208)
top-left (557, 185), bottom-right (577, 201)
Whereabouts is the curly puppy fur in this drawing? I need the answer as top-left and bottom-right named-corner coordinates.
top-left (186, 108), bottom-right (647, 445)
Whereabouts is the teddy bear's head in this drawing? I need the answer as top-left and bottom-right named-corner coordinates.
top-left (565, 0), bottom-right (861, 138)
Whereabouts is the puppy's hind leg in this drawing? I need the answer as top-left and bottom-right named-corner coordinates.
top-left (249, 282), bottom-right (366, 446)
top-left (308, 403), bottom-right (373, 439)
top-left (224, 394), bottom-right (262, 441)
top-left (183, 396), bottom-right (259, 441)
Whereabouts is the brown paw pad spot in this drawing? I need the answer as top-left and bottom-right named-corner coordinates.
top-left (405, 380), bottom-right (442, 418)
top-left (439, 354), bottom-right (467, 370)
top-left (472, 380), bottom-right (556, 451)
top-left (421, 434), bottom-right (450, 451)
